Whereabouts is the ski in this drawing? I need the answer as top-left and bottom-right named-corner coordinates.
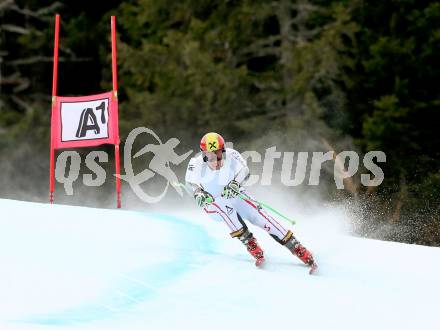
top-left (309, 262), bottom-right (318, 275)
top-left (255, 256), bottom-right (265, 267)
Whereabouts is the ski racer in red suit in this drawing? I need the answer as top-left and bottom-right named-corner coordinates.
top-left (185, 132), bottom-right (317, 274)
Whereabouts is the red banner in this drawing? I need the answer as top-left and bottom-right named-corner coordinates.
top-left (51, 91), bottom-right (119, 149)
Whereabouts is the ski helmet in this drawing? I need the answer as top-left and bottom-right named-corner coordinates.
top-left (200, 132), bottom-right (225, 162)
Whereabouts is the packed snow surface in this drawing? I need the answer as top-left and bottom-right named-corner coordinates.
top-left (0, 198), bottom-right (439, 330)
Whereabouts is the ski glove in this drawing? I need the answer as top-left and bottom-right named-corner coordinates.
top-left (222, 180), bottom-right (242, 199)
top-left (194, 188), bottom-right (214, 207)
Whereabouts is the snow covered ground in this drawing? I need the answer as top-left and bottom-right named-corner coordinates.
top-left (0, 198), bottom-right (439, 330)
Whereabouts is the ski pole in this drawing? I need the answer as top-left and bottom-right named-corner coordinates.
top-left (171, 181), bottom-right (193, 196)
top-left (173, 181), bottom-right (296, 225)
top-left (171, 181), bottom-right (214, 204)
top-left (236, 192), bottom-right (296, 225)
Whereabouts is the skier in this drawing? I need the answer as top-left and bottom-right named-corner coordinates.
top-left (185, 132), bottom-right (317, 274)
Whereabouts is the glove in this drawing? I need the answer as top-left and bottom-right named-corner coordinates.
top-left (194, 189), bottom-right (214, 207)
top-left (222, 180), bottom-right (242, 199)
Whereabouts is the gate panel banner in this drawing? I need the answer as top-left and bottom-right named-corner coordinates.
top-left (51, 92), bottom-right (119, 149)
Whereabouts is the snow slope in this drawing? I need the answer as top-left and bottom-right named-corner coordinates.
top-left (0, 198), bottom-right (439, 330)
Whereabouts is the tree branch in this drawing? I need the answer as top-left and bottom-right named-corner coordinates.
top-left (36, 2), bottom-right (63, 16)
top-left (8, 1), bottom-right (63, 20)
top-left (238, 35), bottom-right (281, 58)
top-left (0, 24), bottom-right (30, 34)
top-left (0, 73), bottom-right (30, 90)
top-left (0, 0), bottom-right (14, 12)
top-left (290, 2), bottom-right (329, 15)
top-left (9, 56), bottom-right (93, 66)
top-left (11, 95), bottom-right (33, 113)
top-left (289, 27), bottom-right (322, 41)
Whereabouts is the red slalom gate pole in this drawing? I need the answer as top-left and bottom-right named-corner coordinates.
top-left (115, 144), bottom-right (121, 208)
top-left (111, 16), bottom-right (118, 95)
top-left (111, 16), bottom-right (121, 208)
top-left (49, 14), bottom-right (60, 204)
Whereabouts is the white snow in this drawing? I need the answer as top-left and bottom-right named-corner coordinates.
top-left (0, 198), bottom-right (439, 330)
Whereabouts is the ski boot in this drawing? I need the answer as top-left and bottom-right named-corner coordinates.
top-left (246, 236), bottom-right (265, 267)
top-left (236, 229), bottom-right (265, 267)
top-left (285, 235), bottom-right (317, 274)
